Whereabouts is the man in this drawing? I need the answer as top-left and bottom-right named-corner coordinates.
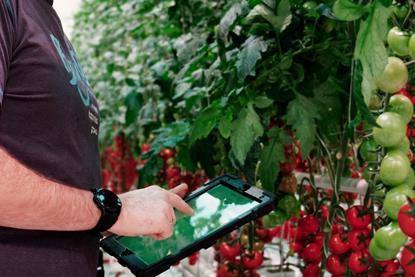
top-left (0, 0), bottom-right (193, 276)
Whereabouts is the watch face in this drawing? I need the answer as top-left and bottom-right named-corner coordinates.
top-left (98, 189), bottom-right (122, 213)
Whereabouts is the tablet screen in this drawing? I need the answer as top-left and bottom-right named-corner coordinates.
top-left (117, 184), bottom-right (260, 265)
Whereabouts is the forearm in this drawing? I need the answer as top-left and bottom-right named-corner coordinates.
top-left (0, 147), bottom-right (100, 231)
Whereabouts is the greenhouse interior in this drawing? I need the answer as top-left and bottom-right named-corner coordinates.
top-left (2, 0), bottom-right (415, 276)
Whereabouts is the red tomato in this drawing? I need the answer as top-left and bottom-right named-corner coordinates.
top-left (346, 205), bottom-right (371, 229)
top-left (219, 242), bottom-right (241, 261)
top-left (217, 261), bottom-right (239, 277)
top-left (299, 215), bottom-right (320, 235)
top-left (289, 241), bottom-right (303, 253)
top-left (301, 243), bottom-right (322, 263)
top-left (255, 228), bottom-right (269, 239)
top-left (270, 226), bottom-right (282, 238)
top-left (313, 232), bottom-right (324, 247)
top-left (294, 227), bottom-right (308, 241)
top-left (331, 223), bottom-right (344, 234)
top-left (377, 260), bottom-right (400, 276)
top-left (280, 157), bottom-right (296, 174)
top-left (141, 143), bottom-right (151, 154)
top-left (329, 233), bottom-right (351, 255)
top-left (160, 148), bottom-right (175, 160)
top-left (302, 263), bottom-right (320, 277)
top-left (242, 251), bottom-right (263, 270)
top-left (348, 249), bottom-right (372, 274)
top-left (398, 201), bottom-right (415, 238)
top-left (401, 241), bottom-right (415, 275)
top-left (326, 255), bottom-right (347, 275)
top-left (348, 228), bottom-right (371, 251)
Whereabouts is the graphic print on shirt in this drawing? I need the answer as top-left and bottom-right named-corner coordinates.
top-left (50, 33), bottom-right (99, 136)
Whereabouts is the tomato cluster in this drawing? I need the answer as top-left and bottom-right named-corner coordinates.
top-left (215, 229), bottom-right (266, 276)
top-left (366, 73), bottom-right (415, 274)
top-left (102, 134), bottom-right (138, 193)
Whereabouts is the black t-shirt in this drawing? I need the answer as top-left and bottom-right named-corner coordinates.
top-left (0, 0), bottom-right (101, 276)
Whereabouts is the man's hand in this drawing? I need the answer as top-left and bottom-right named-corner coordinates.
top-left (108, 183), bottom-right (193, 239)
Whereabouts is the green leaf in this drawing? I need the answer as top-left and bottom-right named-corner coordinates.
top-left (190, 104), bottom-right (222, 143)
top-left (333, 0), bottom-right (368, 21)
top-left (313, 78), bottom-right (343, 142)
top-left (246, 0), bottom-right (292, 33)
top-left (124, 91), bottom-right (142, 126)
top-left (285, 94), bottom-right (320, 158)
top-left (218, 2), bottom-right (249, 42)
top-left (230, 103), bottom-right (264, 165)
top-left (218, 111), bottom-right (233, 139)
top-left (254, 96), bottom-right (274, 108)
top-left (236, 36), bottom-right (268, 81)
top-left (138, 156), bottom-right (164, 188)
top-left (125, 78), bottom-right (136, 87)
top-left (258, 127), bottom-right (291, 191)
top-left (142, 121), bottom-right (190, 159)
top-left (354, 2), bottom-right (391, 104)
top-left (353, 61), bottom-right (379, 127)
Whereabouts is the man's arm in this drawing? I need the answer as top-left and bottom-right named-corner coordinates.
top-left (0, 147), bottom-right (193, 238)
top-left (0, 147), bottom-right (100, 231)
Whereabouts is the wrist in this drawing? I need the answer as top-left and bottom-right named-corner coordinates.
top-left (90, 188), bottom-right (122, 233)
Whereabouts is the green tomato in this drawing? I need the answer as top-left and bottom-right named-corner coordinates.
top-left (388, 136), bottom-right (410, 154)
top-left (384, 187), bottom-right (415, 220)
top-left (373, 112), bottom-right (406, 147)
top-left (359, 139), bottom-right (379, 162)
top-left (401, 169), bottom-right (415, 189)
top-left (409, 34), bottom-right (415, 60)
top-left (369, 94), bottom-right (383, 110)
top-left (387, 27), bottom-right (410, 56)
top-left (369, 239), bottom-right (401, 261)
top-left (374, 222), bottom-right (407, 251)
top-left (376, 57), bottom-right (408, 94)
top-left (387, 94), bottom-right (414, 123)
top-left (380, 150), bottom-right (411, 186)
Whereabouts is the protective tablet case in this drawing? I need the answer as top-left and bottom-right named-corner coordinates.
top-left (101, 174), bottom-right (276, 277)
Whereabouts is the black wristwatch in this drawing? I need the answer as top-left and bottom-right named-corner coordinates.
top-left (91, 188), bottom-right (122, 233)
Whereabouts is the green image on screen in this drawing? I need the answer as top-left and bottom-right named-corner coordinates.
top-left (117, 184), bottom-right (260, 265)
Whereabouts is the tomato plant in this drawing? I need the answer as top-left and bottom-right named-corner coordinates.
top-left (71, 0), bottom-right (415, 273)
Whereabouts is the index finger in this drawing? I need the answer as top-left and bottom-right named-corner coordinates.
top-left (168, 193), bottom-right (193, 216)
